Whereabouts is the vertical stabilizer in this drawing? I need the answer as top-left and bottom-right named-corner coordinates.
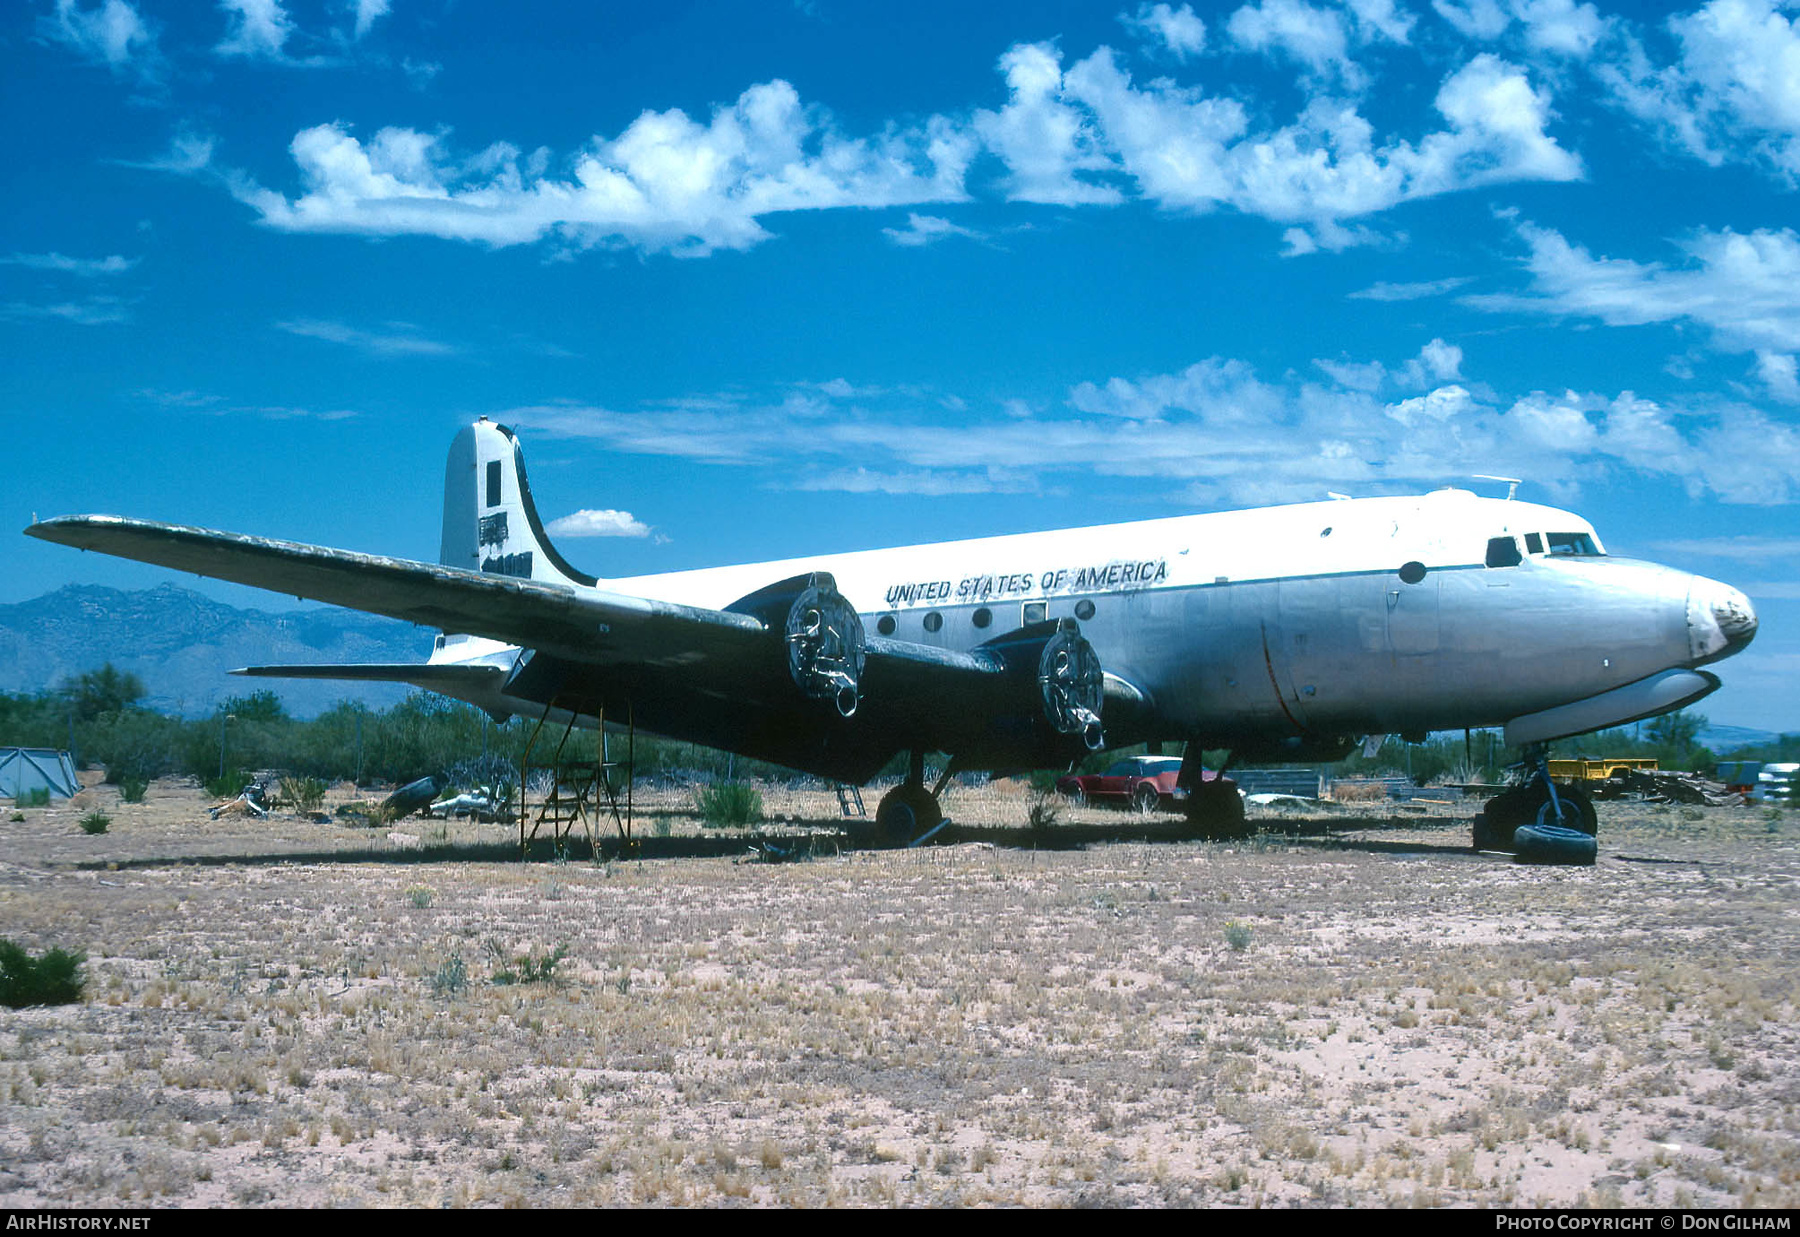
top-left (440, 418), bottom-right (595, 587)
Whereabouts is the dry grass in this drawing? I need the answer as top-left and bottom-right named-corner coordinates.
top-left (0, 777), bottom-right (1795, 1206)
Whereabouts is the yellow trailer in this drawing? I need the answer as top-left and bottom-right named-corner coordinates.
top-left (1547, 757), bottom-right (1660, 782)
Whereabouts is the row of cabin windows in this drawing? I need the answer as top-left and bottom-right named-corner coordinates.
top-left (1485, 531), bottom-right (1602, 568)
top-left (875, 597), bottom-right (1098, 637)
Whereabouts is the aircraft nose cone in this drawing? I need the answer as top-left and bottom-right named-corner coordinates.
top-left (1688, 577), bottom-right (1758, 664)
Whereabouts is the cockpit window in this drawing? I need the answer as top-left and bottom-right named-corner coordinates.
top-left (1546, 532), bottom-right (1601, 556)
top-left (1524, 532), bottom-right (1543, 554)
top-left (1485, 536), bottom-right (1523, 568)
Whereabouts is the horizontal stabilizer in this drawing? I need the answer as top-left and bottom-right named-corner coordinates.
top-left (234, 663), bottom-right (508, 689)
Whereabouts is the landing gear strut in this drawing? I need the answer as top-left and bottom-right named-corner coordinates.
top-left (874, 751), bottom-right (949, 841)
top-left (1179, 744), bottom-right (1250, 840)
top-left (1474, 742), bottom-right (1597, 852)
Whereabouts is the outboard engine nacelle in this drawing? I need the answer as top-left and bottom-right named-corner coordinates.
top-left (976, 618), bottom-right (1106, 756)
top-left (726, 572), bottom-right (866, 717)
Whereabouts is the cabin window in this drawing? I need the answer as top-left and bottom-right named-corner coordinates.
top-left (923, 611), bottom-right (943, 633)
top-left (1075, 599), bottom-right (1096, 620)
top-left (486, 460), bottom-right (502, 508)
top-left (972, 607), bottom-right (992, 629)
top-left (1524, 532), bottom-right (1543, 554)
top-left (876, 615), bottom-right (896, 636)
top-left (1546, 532), bottom-right (1600, 556)
top-left (1485, 536), bottom-right (1522, 568)
top-left (1022, 602), bottom-right (1047, 625)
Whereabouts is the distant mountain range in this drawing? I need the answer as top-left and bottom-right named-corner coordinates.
top-left (0, 584), bottom-right (430, 718)
top-left (1697, 724), bottom-right (1787, 754)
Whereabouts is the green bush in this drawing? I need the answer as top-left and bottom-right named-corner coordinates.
top-left (205, 769), bottom-right (251, 800)
top-left (280, 776), bottom-right (327, 813)
top-left (696, 780), bottom-right (763, 827)
top-left (0, 939), bottom-right (85, 1007)
top-left (488, 942), bottom-right (569, 986)
top-left (79, 810), bottom-right (110, 835)
top-left (22, 788), bottom-right (50, 809)
top-left (119, 776), bottom-right (148, 804)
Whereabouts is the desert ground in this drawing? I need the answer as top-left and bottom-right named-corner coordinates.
top-left (1, 776), bottom-right (1796, 1208)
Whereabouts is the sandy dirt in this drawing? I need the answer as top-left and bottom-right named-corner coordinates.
top-left (0, 776), bottom-right (1795, 1207)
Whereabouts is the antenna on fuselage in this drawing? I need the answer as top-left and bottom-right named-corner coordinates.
top-left (1473, 474), bottom-right (1522, 501)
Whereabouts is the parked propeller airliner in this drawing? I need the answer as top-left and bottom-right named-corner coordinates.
top-left (27, 418), bottom-right (1758, 843)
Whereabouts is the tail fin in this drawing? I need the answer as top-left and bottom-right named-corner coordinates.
top-left (440, 418), bottom-right (595, 587)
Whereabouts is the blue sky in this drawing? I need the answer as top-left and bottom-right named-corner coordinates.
top-left (5, 0), bottom-right (1798, 730)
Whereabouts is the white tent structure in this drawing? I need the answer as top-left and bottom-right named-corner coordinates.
top-left (1, 748), bottom-right (80, 801)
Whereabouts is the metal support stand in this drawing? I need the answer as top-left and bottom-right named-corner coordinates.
top-left (518, 698), bottom-right (636, 859)
top-left (835, 784), bottom-right (866, 817)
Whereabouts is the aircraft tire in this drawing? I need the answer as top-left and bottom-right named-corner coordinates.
top-left (875, 784), bottom-right (942, 841)
top-left (1513, 823), bottom-right (1598, 866)
top-left (1536, 789), bottom-right (1598, 836)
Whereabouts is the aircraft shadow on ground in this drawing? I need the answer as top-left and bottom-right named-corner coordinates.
top-left (72, 813), bottom-right (1480, 870)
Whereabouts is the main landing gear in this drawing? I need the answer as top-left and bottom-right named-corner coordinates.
top-left (1474, 742), bottom-right (1597, 859)
top-left (1179, 745), bottom-right (1250, 840)
top-left (875, 751), bottom-right (951, 841)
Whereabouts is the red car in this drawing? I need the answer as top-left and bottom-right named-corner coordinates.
top-left (1056, 755), bottom-right (1187, 813)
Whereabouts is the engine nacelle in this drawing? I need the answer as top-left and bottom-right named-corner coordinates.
top-left (975, 618), bottom-right (1106, 756)
top-left (726, 572), bottom-right (865, 717)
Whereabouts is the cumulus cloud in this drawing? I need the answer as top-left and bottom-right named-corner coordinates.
top-left (1028, 46), bottom-right (1579, 250)
top-left (1121, 3), bottom-right (1208, 61)
top-left (209, 27), bottom-right (1581, 258)
top-left (2, 252), bottom-right (137, 276)
top-left (1226, 0), bottom-right (1356, 82)
top-left (43, 0), bottom-right (158, 77)
top-left (233, 81), bottom-right (975, 255)
top-left (1466, 223), bottom-right (1800, 388)
top-left (544, 508), bottom-right (652, 538)
top-left (274, 318), bottom-right (454, 356)
top-left (216, 0), bottom-right (295, 60)
top-left (1597, 0), bottom-right (1800, 181)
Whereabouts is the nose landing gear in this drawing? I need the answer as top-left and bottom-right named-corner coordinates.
top-left (1474, 742), bottom-right (1597, 857)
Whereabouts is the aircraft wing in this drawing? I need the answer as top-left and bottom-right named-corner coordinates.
top-left (25, 515), bottom-right (764, 668)
top-left (26, 515), bottom-right (1120, 780)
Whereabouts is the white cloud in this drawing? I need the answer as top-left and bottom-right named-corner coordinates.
top-left (1467, 222), bottom-right (1800, 358)
top-left (1597, 0), bottom-right (1800, 181)
top-left (236, 80), bottom-right (975, 255)
top-left (1512, 0), bottom-right (1608, 58)
top-left (502, 342), bottom-right (1800, 508)
top-left (2, 296), bottom-right (130, 325)
top-left (1755, 350), bottom-right (1800, 403)
top-left (1047, 47), bottom-right (1577, 249)
top-left (2, 252), bottom-right (137, 276)
top-left (209, 31), bottom-right (1581, 258)
top-left (1349, 275), bottom-right (1472, 300)
top-left (1432, 0), bottom-right (1510, 40)
top-left (351, 0), bottom-right (390, 41)
top-left (275, 318), bottom-right (454, 356)
top-left (1121, 3), bottom-right (1207, 61)
top-left (44, 0), bottom-right (156, 73)
top-left (1226, 0), bottom-right (1354, 81)
top-left (882, 213), bottom-right (985, 247)
top-left (1345, 0), bottom-right (1417, 44)
top-left (544, 508), bottom-right (652, 538)
top-left (216, 0), bottom-right (295, 60)
top-left (972, 43), bottom-right (1122, 206)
